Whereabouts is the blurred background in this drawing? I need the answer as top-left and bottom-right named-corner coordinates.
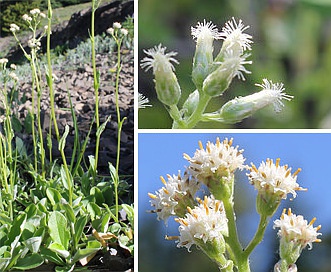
top-left (138, 0), bottom-right (331, 128)
top-left (138, 133), bottom-right (331, 271)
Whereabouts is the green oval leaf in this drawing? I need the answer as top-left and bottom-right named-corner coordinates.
top-left (48, 212), bottom-right (70, 250)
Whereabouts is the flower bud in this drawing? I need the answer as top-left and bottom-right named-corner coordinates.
top-left (182, 89), bottom-right (199, 118)
top-left (202, 50), bottom-right (251, 97)
top-left (141, 44), bottom-right (181, 106)
top-left (191, 21), bottom-right (221, 89)
top-left (274, 261), bottom-right (297, 272)
top-left (113, 22), bottom-right (122, 29)
top-left (218, 79), bottom-right (293, 123)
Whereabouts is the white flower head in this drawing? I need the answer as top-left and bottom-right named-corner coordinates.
top-left (120, 28), bottom-right (128, 36)
top-left (191, 20), bottom-right (222, 41)
top-left (30, 8), bottom-right (40, 15)
top-left (274, 208), bottom-right (322, 250)
top-left (141, 44), bottom-right (179, 74)
top-left (148, 172), bottom-right (199, 224)
top-left (138, 92), bottom-right (152, 109)
top-left (247, 158), bottom-right (306, 200)
top-left (255, 78), bottom-right (293, 112)
top-left (0, 58), bottom-right (8, 65)
top-left (10, 24), bottom-right (20, 33)
top-left (22, 14), bottom-right (32, 22)
top-left (113, 22), bottom-right (122, 29)
top-left (28, 38), bottom-right (41, 49)
top-left (9, 72), bottom-right (19, 81)
top-left (175, 195), bottom-right (228, 251)
top-left (184, 137), bottom-right (246, 183)
top-left (220, 17), bottom-right (253, 54)
top-left (106, 27), bottom-right (114, 35)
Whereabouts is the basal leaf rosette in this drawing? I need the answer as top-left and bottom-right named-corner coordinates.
top-left (247, 158), bottom-right (306, 216)
top-left (184, 138), bottom-right (246, 200)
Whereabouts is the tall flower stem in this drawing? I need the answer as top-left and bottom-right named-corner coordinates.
top-left (46, 0), bottom-right (72, 204)
top-left (30, 52), bottom-right (45, 178)
top-left (113, 35), bottom-right (127, 222)
top-left (0, 80), bottom-right (15, 220)
top-left (91, 0), bottom-right (100, 176)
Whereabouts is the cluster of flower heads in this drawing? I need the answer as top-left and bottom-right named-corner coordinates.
top-left (106, 22), bottom-right (129, 37)
top-left (140, 18), bottom-right (293, 126)
top-left (10, 8), bottom-right (48, 52)
top-left (148, 137), bottom-right (321, 258)
top-left (23, 8), bottom-right (46, 22)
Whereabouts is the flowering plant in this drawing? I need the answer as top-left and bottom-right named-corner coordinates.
top-left (140, 18), bottom-right (293, 128)
top-left (148, 137), bottom-right (321, 271)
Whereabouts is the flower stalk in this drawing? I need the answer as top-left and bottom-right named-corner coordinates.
top-left (91, 0), bottom-right (101, 176)
top-left (106, 22), bottom-right (129, 221)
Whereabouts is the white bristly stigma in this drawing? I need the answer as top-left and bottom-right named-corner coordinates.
top-left (140, 44), bottom-right (179, 74)
top-left (191, 20), bottom-right (222, 41)
top-left (140, 44), bottom-right (181, 106)
top-left (220, 17), bottom-right (253, 55)
top-left (138, 92), bottom-right (152, 109)
top-left (255, 78), bottom-right (294, 112)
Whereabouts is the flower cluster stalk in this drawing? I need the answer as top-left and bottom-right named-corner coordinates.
top-left (0, 74), bottom-right (15, 220)
top-left (106, 22), bottom-right (128, 222)
top-left (44, 0), bottom-right (73, 205)
top-left (91, 0), bottom-right (101, 176)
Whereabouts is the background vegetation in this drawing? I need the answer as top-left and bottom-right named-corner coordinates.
top-left (139, 0), bottom-right (331, 129)
top-left (0, 0), bottom-right (99, 36)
